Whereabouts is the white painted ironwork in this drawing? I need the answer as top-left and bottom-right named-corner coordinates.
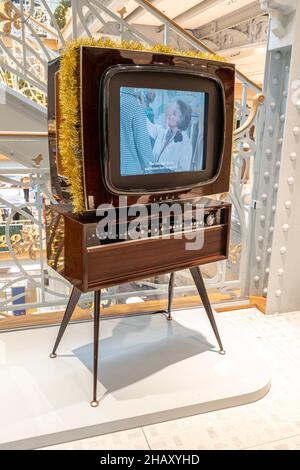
top-left (0, 168), bottom-right (71, 315)
top-left (248, 0), bottom-right (300, 314)
top-left (0, 0), bottom-right (266, 318)
top-left (194, 13), bottom-right (269, 51)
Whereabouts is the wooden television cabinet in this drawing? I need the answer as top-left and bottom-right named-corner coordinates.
top-left (46, 198), bottom-right (231, 406)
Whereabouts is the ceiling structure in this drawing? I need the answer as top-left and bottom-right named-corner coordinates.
top-left (122, 0), bottom-right (259, 29)
top-left (61, 1), bottom-right (267, 85)
top-left (103, 0), bottom-right (267, 84)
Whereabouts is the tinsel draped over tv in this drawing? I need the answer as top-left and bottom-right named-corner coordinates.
top-left (58, 38), bottom-right (224, 213)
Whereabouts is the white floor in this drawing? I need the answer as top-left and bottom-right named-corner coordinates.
top-left (42, 308), bottom-right (300, 451)
top-left (0, 307), bottom-right (271, 449)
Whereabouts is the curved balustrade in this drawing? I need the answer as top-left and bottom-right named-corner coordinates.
top-left (0, 0), bottom-right (266, 321)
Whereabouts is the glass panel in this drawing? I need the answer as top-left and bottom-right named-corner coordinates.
top-left (0, 0), bottom-right (265, 330)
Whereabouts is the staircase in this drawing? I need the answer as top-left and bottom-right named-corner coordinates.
top-left (0, 84), bottom-right (47, 168)
top-left (0, 0), bottom-right (265, 319)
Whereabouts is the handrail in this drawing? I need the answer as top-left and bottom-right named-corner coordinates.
top-left (0, 131), bottom-right (48, 138)
top-left (234, 93), bottom-right (265, 137)
top-left (26, 16), bottom-right (60, 40)
top-left (0, 168), bottom-right (49, 174)
top-left (0, 0), bottom-right (263, 96)
top-left (135, 0), bottom-right (262, 93)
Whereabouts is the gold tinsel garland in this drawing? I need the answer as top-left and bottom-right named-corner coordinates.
top-left (59, 38), bottom-right (225, 213)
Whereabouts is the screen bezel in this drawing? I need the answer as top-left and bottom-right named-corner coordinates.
top-left (101, 65), bottom-right (225, 195)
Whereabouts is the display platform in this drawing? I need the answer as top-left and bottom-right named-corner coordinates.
top-left (0, 308), bottom-right (271, 450)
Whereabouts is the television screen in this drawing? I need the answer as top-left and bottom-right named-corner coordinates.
top-left (120, 87), bottom-right (207, 176)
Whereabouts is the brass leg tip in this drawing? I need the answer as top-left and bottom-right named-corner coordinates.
top-left (219, 349), bottom-right (226, 355)
top-left (90, 400), bottom-right (100, 408)
top-left (49, 353), bottom-right (57, 359)
top-left (167, 315), bottom-right (173, 321)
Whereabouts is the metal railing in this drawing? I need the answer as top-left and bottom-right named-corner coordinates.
top-left (0, 0), bottom-right (266, 318)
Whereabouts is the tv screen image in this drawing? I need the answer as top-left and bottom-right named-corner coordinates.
top-left (120, 87), bottom-right (207, 176)
top-left (48, 47), bottom-right (235, 209)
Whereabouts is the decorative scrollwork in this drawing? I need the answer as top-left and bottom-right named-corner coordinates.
top-left (0, 0), bottom-right (266, 315)
top-left (0, 1), bottom-right (21, 35)
top-left (234, 94), bottom-right (265, 137)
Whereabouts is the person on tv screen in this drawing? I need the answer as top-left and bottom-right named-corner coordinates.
top-left (146, 99), bottom-right (193, 172)
top-left (120, 88), bottom-right (154, 176)
top-left (143, 90), bottom-right (156, 124)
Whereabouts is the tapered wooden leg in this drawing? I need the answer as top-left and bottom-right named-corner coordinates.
top-left (90, 290), bottom-right (101, 407)
top-left (190, 266), bottom-right (225, 355)
top-left (167, 272), bottom-right (175, 320)
top-left (50, 286), bottom-right (81, 358)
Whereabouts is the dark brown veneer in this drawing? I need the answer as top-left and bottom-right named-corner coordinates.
top-left (48, 47), bottom-right (235, 211)
top-left (46, 47), bottom-right (234, 406)
top-left (46, 198), bottom-right (231, 293)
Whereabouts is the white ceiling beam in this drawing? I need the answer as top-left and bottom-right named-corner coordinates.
top-left (125, 0), bottom-right (163, 23)
top-left (173, 0), bottom-right (225, 25)
top-left (193, 2), bottom-right (264, 37)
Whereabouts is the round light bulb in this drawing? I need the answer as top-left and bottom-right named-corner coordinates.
top-left (293, 127), bottom-right (300, 136)
top-left (285, 201), bottom-right (292, 209)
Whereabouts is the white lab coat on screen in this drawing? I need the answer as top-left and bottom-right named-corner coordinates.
top-left (147, 120), bottom-right (193, 172)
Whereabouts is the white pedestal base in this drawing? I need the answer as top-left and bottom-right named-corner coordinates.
top-left (0, 308), bottom-right (271, 449)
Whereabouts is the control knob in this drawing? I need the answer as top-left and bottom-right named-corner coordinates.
top-left (206, 211), bottom-right (216, 227)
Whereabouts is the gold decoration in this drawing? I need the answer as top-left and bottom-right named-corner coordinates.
top-left (32, 153), bottom-right (43, 168)
top-left (45, 210), bottom-right (65, 273)
top-left (117, 7), bottom-right (127, 18)
top-left (0, 224), bottom-right (41, 260)
top-left (0, 0), bottom-right (20, 35)
top-left (14, 225), bottom-right (40, 260)
top-left (59, 38), bottom-right (225, 213)
top-left (229, 244), bottom-right (242, 265)
top-left (233, 93), bottom-right (265, 138)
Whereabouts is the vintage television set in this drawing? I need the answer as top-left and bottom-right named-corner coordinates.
top-left (48, 46), bottom-right (235, 210)
top-left (47, 46), bottom-right (234, 290)
top-left (46, 45), bottom-right (235, 406)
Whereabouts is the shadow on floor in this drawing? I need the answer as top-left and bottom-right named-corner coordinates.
top-left (73, 313), bottom-right (215, 397)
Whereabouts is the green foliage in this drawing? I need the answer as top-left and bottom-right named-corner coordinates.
top-left (53, 0), bottom-right (71, 30)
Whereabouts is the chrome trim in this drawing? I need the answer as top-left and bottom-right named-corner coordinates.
top-left (101, 63), bottom-right (229, 196)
